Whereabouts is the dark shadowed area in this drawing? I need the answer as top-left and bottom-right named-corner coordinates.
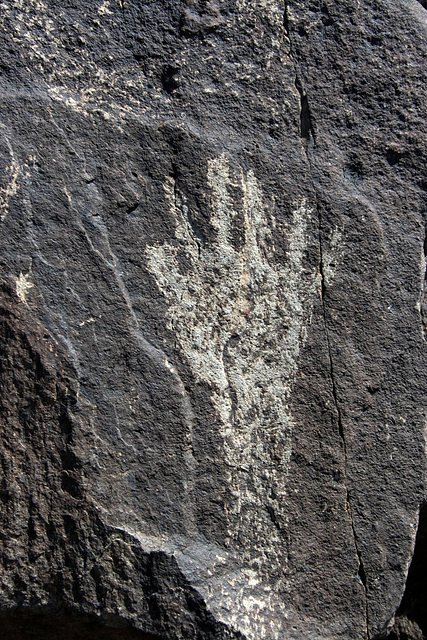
top-left (0, 611), bottom-right (160, 640)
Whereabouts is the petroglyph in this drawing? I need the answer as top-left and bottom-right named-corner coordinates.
top-left (0, 129), bottom-right (33, 223)
top-left (0, 0), bottom-right (147, 120)
top-left (0, 161), bottom-right (20, 222)
top-left (146, 155), bottom-right (319, 561)
top-left (16, 272), bottom-right (35, 304)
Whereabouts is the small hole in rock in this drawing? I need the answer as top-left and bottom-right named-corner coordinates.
top-left (161, 66), bottom-right (180, 94)
top-left (386, 149), bottom-right (404, 166)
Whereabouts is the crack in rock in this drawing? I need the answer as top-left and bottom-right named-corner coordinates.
top-left (283, 2), bottom-right (369, 634)
top-left (316, 197), bottom-right (370, 638)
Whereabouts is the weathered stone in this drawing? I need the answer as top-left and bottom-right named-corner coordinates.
top-left (0, 0), bottom-right (426, 638)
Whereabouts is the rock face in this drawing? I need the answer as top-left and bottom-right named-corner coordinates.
top-left (0, 0), bottom-right (426, 638)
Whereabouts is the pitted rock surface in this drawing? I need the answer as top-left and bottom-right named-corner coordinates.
top-left (0, 1), bottom-right (426, 639)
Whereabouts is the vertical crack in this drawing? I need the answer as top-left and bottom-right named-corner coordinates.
top-left (317, 198), bottom-right (370, 640)
top-left (284, 2), bottom-right (368, 636)
top-left (284, 2), bottom-right (316, 146)
top-left (295, 77), bottom-right (316, 144)
top-left (283, 0), bottom-right (290, 38)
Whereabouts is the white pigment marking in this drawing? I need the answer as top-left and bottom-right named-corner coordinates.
top-left (0, 162), bottom-right (20, 222)
top-left (146, 155), bottom-right (318, 572)
top-left (16, 272), bottom-right (35, 303)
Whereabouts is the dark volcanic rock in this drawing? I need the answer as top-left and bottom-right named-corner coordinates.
top-left (0, 0), bottom-right (426, 638)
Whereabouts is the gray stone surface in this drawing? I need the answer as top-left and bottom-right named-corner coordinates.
top-left (0, 0), bottom-right (426, 638)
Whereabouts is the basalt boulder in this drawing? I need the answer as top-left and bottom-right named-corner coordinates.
top-left (0, 0), bottom-right (426, 638)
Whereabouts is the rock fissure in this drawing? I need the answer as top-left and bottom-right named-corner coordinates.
top-left (283, 2), bottom-right (316, 146)
top-left (317, 195), bottom-right (370, 640)
top-left (295, 77), bottom-right (316, 144)
top-left (318, 188), bottom-right (375, 637)
top-left (283, 5), bottom-right (369, 633)
top-left (385, 502), bottom-right (427, 639)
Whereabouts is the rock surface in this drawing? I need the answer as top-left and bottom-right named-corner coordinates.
top-left (0, 0), bottom-right (426, 638)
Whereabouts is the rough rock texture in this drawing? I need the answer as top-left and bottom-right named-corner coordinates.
top-left (0, 0), bottom-right (426, 638)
